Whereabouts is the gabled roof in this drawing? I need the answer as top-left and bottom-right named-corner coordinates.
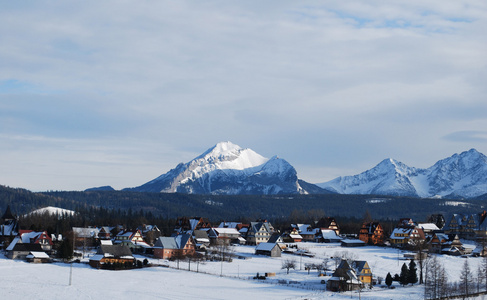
top-left (99, 245), bottom-right (133, 257)
top-left (2, 205), bottom-right (15, 220)
top-left (154, 234), bottom-right (192, 250)
top-left (255, 242), bottom-right (278, 251)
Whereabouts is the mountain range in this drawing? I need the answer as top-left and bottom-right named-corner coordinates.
top-left (318, 148), bottom-right (487, 199)
top-left (99, 142), bottom-right (487, 199)
top-left (124, 141), bottom-right (331, 195)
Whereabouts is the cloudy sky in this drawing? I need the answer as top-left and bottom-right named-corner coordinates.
top-left (1, 1), bottom-right (486, 191)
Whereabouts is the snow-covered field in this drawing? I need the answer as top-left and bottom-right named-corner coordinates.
top-left (1, 242), bottom-right (486, 300)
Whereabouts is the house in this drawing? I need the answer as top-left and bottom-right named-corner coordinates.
top-left (17, 230), bottom-right (53, 251)
top-left (193, 230), bottom-right (211, 249)
top-left (444, 212), bottom-right (487, 239)
top-left (318, 229), bottom-right (342, 243)
top-left (97, 227), bottom-right (113, 240)
top-left (72, 227), bottom-right (99, 249)
top-left (428, 232), bottom-right (451, 254)
top-left (114, 229), bottom-right (151, 253)
top-left (207, 227), bottom-right (244, 245)
top-left (6, 242), bottom-right (45, 260)
top-left (341, 239), bottom-right (366, 247)
top-left (327, 260), bottom-right (365, 292)
top-left (389, 226), bottom-right (425, 248)
top-left (292, 224), bottom-right (318, 242)
top-left (316, 217), bottom-right (340, 235)
top-left (26, 251), bottom-right (51, 263)
top-left (255, 242), bottom-right (281, 257)
top-left (89, 245), bottom-right (135, 269)
top-left (282, 228), bottom-right (303, 243)
top-left (353, 261), bottom-right (373, 285)
top-left (359, 222), bottom-right (385, 245)
top-left (175, 217), bottom-right (211, 234)
top-left (153, 234), bottom-right (195, 259)
top-left (428, 214), bottom-right (446, 230)
top-left (418, 223), bottom-right (440, 235)
top-left (137, 224), bottom-right (162, 245)
top-left (1, 205), bottom-right (19, 245)
top-left (245, 221), bottom-right (275, 245)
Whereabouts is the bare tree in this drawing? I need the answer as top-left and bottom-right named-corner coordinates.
top-left (425, 256), bottom-right (448, 299)
top-left (282, 259), bottom-right (297, 274)
top-left (410, 239), bottom-right (428, 284)
top-left (460, 259), bottom-right (472, 298)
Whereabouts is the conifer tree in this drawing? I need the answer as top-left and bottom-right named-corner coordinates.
top-left (400, 263), bottom-right (409, 286)
top-left (385, 272), bottom-right (393, 287)
top-left (408, 260), bottom-right (418, 285)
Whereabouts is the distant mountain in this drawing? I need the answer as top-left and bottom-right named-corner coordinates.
top-left (85, 186), bottom-right (115, 192)
top-left (318, 149), bottom-right (487, 199)
top-left (125, 141), bottom-right (328, 195)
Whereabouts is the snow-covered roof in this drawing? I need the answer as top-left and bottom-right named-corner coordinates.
top-left (213, 227), bottom-right (240, 235)
top-left (26, 251), bottom-right (49, 259)
top-left (100, 240), bottom-right (113, 245)
top-left (6, 237), bottom-right (20, 251)
top-left (320, 229), bottom-right (341, 240)
top-left (73, 227), bottom-right (99, 238)
top-left (289, 234), bottom-right (303, 239)
top-left (255, 242), bottom-right (277, 251)
top-left (90, 254), bottom-right (105, 262)
top-left (218, 222), bottom-right (241, 229)
top-left (418, 223), bottom-right (440, 231)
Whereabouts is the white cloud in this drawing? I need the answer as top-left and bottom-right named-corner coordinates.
top-left (0, 1), bottom-right (486, 190)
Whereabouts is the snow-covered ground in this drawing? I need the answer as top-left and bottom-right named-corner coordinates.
top-left (1, 242), bottom-right (486, 300)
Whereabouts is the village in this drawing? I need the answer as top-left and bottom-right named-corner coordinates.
top-left (2, 205), bottom-right (487, 299)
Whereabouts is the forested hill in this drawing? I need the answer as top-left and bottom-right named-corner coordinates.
top-left (1, 185), bottom-right (485, 223)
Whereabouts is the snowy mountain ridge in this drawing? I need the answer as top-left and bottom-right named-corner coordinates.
top-left (318, 149), bottom-right (487, 199)
top-left (125, 141), bottom-right (328, 195)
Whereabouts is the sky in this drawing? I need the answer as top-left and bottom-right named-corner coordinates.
top-left (1, 1), bottom-right (486, 191)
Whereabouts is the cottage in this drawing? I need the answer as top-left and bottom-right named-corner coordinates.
top-left (292, 224), bottom-right (318, 242)
top-left (207, 227), bottom-right (243, 245)
top-left (89, 245), bottom-right (135, 269)
top-left (245, 221), bottom-right (275, 245)
top-left (153, 234), bottom-right (196, 259)
top-left (318, 229), bottom-right (342, 243)
top-left (341, 239), bottom-right (366, 247)
top-left (389, 226), bottom-right (425, 248)
top-left (1, 205), bottom-right (19, 245)
top-left (316, 217), bottom-right (340, 235)
top-left (327, 260), bottom-right (364, 292)
top-left (255, 242), bottom-right (281, 257)
top-left (26, 251), bottom-right (51, 263)
top-left (359, 222), bottom-right (385, 245)
top-left (6, 242), bottom-right (45, 260)
top-left (175, 217), bottom-right (211, 234)
top-left (114, 230), bottom-right (151, 253)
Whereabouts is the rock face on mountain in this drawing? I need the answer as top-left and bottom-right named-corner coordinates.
top-left (318, 149), bottom-right (487, 199)
top-left (125, 141), bottom-right (328, 195)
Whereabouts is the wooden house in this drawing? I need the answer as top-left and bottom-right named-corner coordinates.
top-left (153, 234), bottom-right (195, 259)
top-left (444, 212), bottom-right (487, 239)
top-left (389, 226), bottom-right (425, 248)
top-left (316, 217), bottom-right (340, 235)
top-left (255, 242), bottom-right (281, 257)
top-left (245, 221), bottom-right (275, 245)
top-left (359, 222), bottom-right (385, 245)
top-left (89, 245), bottom-right (135, 269)
top-left (327, 260), bottom-right (364, 292)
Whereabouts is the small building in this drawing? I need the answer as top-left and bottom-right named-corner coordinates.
top-left (327, 260), bottom-right (364, 292)
top-left (359, 222), bottom-right (385, 245)
top-left (318, 229), bottom-right (342, 243)
top-left (153, 234), bottom-right (196, 259)
top-left (26, 251), bottom-right (51, 263)
top-left (255, 242), bottom-right (281, 257)
top-left (341, 239), bottom-right (366, 247)
top-left (89, 245), bottom-right (135, 269)
top-left (6, 242), bottom-right (45, 260)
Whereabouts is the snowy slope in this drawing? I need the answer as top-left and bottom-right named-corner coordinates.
top-left (125, 141), bottom-right (325, 195)
top-left (318, 149), bottom-right (487, 198)
top-left (27, 206), bottom-right (76, 217)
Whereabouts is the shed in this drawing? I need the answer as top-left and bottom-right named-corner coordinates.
top-left (255, 242), bottom-right (281, 257)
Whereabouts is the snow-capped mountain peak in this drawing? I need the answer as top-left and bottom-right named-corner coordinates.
top-left (125, 142), bottom-right (327, 195)
top-left (318, 148), bottom-right (487, 199)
